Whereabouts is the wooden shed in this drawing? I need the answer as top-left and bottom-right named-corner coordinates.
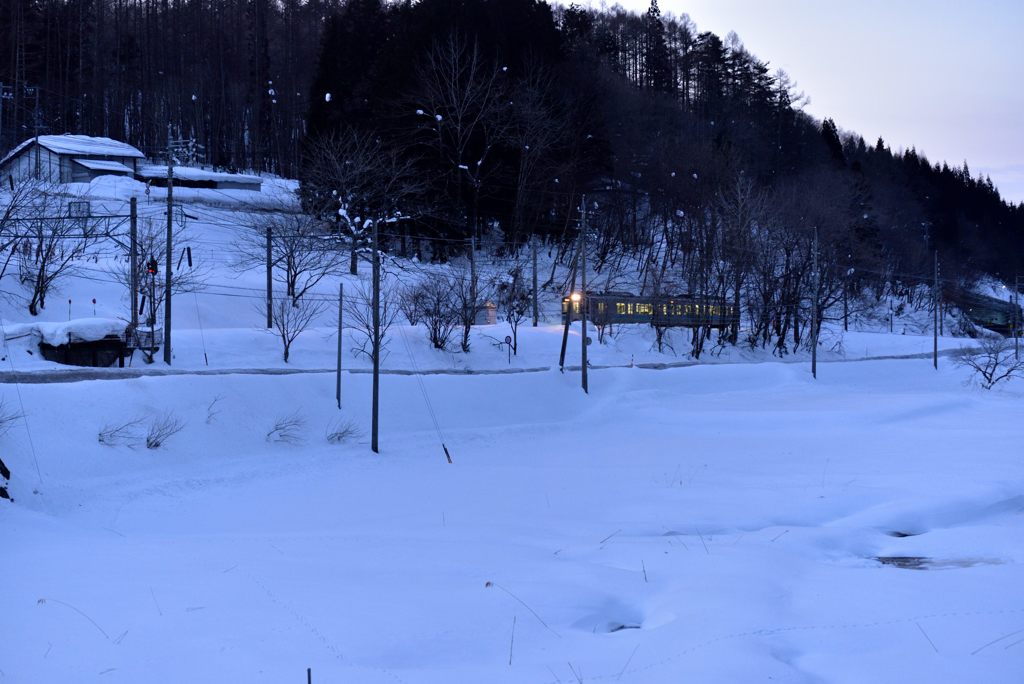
top-left (0, 134), bottom-right (145, 184)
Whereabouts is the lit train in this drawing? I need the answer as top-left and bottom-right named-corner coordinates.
top-left (562, 292), bottom-right (739, 328)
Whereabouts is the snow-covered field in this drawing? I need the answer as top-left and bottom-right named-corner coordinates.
top-left (2, 358), bottom-right (1023, 682)
top-left (2, 178), bottom-right (1022, 683)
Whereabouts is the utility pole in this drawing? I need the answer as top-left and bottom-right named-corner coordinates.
top-left (559, 248), bottom-right (578, 371)
top-left (580, 195), bottom-right (588, 394)
top-left (342, 280), bottom-right (350, 409)
top-left (843, 281), bottom-right (848, 332)
top-left (371, 220), bottom-right (380, 454)
top-left (266, 226), bottom-right (273, 328)
top-left (149, 258), bottom-right (157, 363)
top-left (28, 85), bottom-right (40, 179)
top-left (1009, 286), bottom-right (1016, 360)
top-left (130, 198), bottom-right (139, 332)
top-left (531, 236), bottom-right (539, 327)
top-left (811, 227), bottom-right (819, 380)
top-left (163, 125), bottom-right (174, 365)
top-left (0, 82), bottom-right (9, 152)
top-left (933, 250), bottom-right (939, 370)
top-left (470, 234), bottom-right (478, 319)
top-left (1015, 275), bottom-right (1020, 361)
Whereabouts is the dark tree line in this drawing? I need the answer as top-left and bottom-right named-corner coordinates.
top-left (0, 0), bottom-right (332, 174)
top-left (3, 0), bottom-right (1022, 349)
top-left (299, 0), bottom-right (1022, 280)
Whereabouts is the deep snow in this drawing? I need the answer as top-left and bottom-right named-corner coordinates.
top-left (1, 178), bottom-right (1022, 683)
top-left (1, 359), bottom-right (1023, 683)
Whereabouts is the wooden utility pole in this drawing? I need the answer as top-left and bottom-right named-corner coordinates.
top-left (149, 261), bottom-right (157, 363)
top-left (130, 197), bottom-right (139, 332)
top-left (531, 237), bottom-right (539, 327)
top-left (0, 82), bottom-right (6, 150)
top-left (810, 227), bottom-right (819, 380)
top-left (31, 86), bottom-right (40, 179)
top-left (1011, 274), bottom-right (1019, 360)
top-left (843, 282), bottom-right (848, 332)
top-left (559, 251), bottom-right (578, 371)
top-left (342, 280), bottom-right (350, 409)
top-left (163, 126), bottom-right (174, 365)
top-left (265, 226), bottom-right (273, 328)
top-left (933, 250), bottom-right (939, 370)
top-left (580, 195), bottom-right (589, 394)
top-left (371, 220), bottom-right (380, 454)
top-left (470, 234), bottom-right (478, 318)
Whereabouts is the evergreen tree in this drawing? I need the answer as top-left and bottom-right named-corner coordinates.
top-left (821, 118), bottom-right (846, 165)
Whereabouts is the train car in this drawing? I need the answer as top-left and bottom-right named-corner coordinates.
top-left (944, 288), bottom-right (1022, 336)
top-left (562, 292), bottom-right (739, 329)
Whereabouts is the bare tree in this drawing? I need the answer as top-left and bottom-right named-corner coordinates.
top-left (450, 263), bottom-right (490, 352)
top-left (0, 180), bottom-right (47, 282)
top-left (302, 130), bottom-right (423, 275)
top-left (648, 264), bottom-right (678, 354)
top-left (111, 216), bottom-right (209, 324)
top-left (267, 296), bottom-right (327, 363)
top-left (408, 277), bottom-right (460, 350)
top-left (497, 264), bottom-right (531, 354)
top-left (412, 34), bottom-right (510, 238)
top-left (503, 60), bottom-right (565, 245)
top-left (236, 212), bottom-right (345, 306)
top-left (344, 276), bottom-right (400, 361)
top-left (398, 282), bottom-right (428, 327)
top-left (717, 171), bottom-right (764, 344)
top-left (9, 186), bottom-right (100, 315)
top-left (953, 337), bottom-right (1024, 389)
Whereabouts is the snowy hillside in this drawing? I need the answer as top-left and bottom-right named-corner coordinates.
top-left (1, 179), bottom-right (1022, 683)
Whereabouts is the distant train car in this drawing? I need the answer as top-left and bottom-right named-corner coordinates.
top-left (562, 292), bottom-right (739, 328)
top-left (944, 287), bottom-right (1022, 336)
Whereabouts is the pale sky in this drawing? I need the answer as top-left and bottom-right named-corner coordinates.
top-left (599, 0), bottom-right (1024, 203)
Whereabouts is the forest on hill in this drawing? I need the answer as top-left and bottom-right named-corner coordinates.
top-left (2, 0), bottom-right (1022, 352)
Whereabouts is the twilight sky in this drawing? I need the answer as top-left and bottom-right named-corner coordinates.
top-left (603, 0), bottom-right (1024, 203)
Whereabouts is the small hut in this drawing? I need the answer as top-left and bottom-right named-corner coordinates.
top-left (0, 134), bottom-right (144, 184)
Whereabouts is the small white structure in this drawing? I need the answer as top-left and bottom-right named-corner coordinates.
top-left (0, 134), bottom-right (145, 184)
top-left (135, 164), bottom-right (263, 192)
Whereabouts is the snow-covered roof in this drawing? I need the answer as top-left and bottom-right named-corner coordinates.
top-left (17, 318), bottom-right (128, 347)
top-left (0, 134), bottom-right (145, 167)
top-left (73, 158), bottom-right (134, 173)
top-left (137, 165), bottom-right (261, 184)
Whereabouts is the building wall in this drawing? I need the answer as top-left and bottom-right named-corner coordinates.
top-left (2, 147), bottom-right (142, 185)
top-left (1, 144), bottom-right (62, 184)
